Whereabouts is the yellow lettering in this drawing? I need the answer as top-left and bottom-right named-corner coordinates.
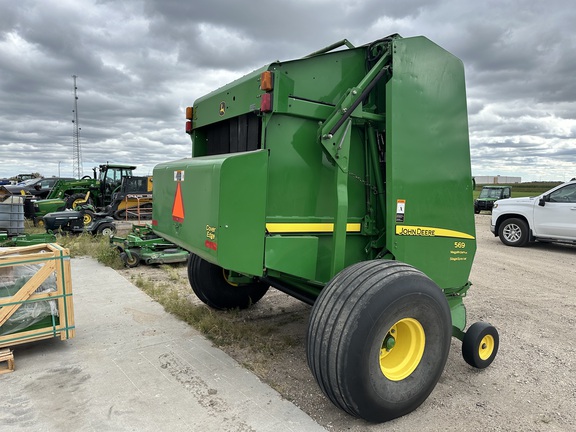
top-left (206, 225), bottom-right (216, 240)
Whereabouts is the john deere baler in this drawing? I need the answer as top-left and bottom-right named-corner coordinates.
top-left (153, 34), bottom-right (498, 423)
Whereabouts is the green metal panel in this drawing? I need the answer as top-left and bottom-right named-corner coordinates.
top-left (265, 236), bottom-right (319, 281)
top-left (153, 34), bottom-right (476, 297)
top-left (263, 113), bottom-right (367, 282)
top-left (152, 150), bottom-right (268, 276)
top-left (192, 66), bottom-right (268, 129)
top-left (385, 37), bottom-right (476, 289)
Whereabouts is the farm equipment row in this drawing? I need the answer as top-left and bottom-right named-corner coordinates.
top-left (0, 163), bottom-right (153, 226)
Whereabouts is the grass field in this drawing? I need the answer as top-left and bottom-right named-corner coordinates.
top-left (473, 181), bottom-right (561, 200)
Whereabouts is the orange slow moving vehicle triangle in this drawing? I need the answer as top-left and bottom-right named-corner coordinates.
top-left (172, 181), bottom-right (185, 222)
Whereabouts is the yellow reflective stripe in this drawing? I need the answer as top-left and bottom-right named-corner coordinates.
top-left (266, 223), bottom-right (362, 233)
top-left (395, 225), bottom-right (475, 240)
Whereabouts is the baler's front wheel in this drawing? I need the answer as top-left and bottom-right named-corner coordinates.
top-left (462, 321), bottom-right (499, 369)
top-left (306, 260), bottom-right (452, 423)
top-left (187, 253), bottom-right (268, 310)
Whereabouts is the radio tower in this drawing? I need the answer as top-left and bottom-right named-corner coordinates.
top-left (72, 75), bottom-right (83, 178)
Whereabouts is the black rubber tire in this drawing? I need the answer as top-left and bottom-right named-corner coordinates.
top-left (474, 205), bottom-right (480, 214)
top-left (306, 260), bottom-right (452, 423)
top-left (82, 209), bottom-right (95, 225)
top-left (462, 322), bottom-right (499, 369)
top-left (113, 209), bottom-right (125, 220)
top-left (81, 175), bottom-right (92, 180)
top-left (187, 253), bottom-right (268, 310)
top-left (120, 250), bottom-right (140, 268)
top-left (498, 217), bottom-right (529, 247)
top-left (66, 193), bottom-right (90, 209)
top-left (96, 223), bottom-right (116, 236)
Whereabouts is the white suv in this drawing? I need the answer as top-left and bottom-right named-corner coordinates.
top-left (491, 180), bottom-right (576, 247)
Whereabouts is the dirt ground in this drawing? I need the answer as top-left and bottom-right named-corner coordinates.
top-left (119, 214), bottom-right (576, 431)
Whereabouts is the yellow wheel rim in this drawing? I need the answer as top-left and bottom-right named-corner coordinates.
top-left (379, 318), bottom-right (425, 381)
top-left (478, 334), bottom-right (495, 360)
top-left (83, 214), bottom-right (92, 225)
top-left (222, 269), bottom-right (238, 286)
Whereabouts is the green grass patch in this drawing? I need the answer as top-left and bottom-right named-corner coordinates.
top-left (56, 232), bottom-right (125, 269)
top-left (473, 181), bottom-right (561, 200)
top-left (23, 219), bottom-right (124, 269)
top-left (129, 269), bottom-right (299, 357)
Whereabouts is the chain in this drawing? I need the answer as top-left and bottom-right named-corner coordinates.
top-left (348, 171), bottom-right (379, 195)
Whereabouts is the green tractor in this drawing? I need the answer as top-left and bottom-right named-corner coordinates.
top-left (29, 164), bottom-right (152, 226)
top-left (152, 34), bottom-right (499, 422)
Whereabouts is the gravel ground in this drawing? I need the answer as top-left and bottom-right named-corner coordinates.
top-left (122, 213), bottom-right (576, 431)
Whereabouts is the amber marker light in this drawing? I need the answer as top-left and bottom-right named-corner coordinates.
top-left (260, 71), bottom-right (274, 91)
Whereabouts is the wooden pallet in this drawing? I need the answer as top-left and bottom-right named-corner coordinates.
top-left (0, 243), bottom-right (75, 348)
top-left (0, 348), bottom-right (14, 374)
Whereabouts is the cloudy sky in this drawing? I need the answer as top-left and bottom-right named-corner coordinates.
top-left (1, 0), bottom-right (575, 182)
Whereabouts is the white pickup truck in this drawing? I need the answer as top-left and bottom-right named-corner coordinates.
top-left (491, 180), bottom-right (576, 246)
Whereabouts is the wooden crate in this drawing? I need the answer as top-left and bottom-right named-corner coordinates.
top-left (0, 243), bottom-right (75, 348)
top-left (0, 348), bottom-right (14, 374)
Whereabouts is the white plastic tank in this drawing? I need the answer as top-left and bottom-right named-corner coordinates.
top-left (0, 196), bottom-right (25, 235)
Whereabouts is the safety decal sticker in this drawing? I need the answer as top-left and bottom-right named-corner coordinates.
top-left (203, 225), bottom-right (217, 250)
top-left (395, 199), bottom-right (405, 223)
top-left (173, 170), bottom-right (185, 182)
top-left (172, 181), bottom-right (185, 223)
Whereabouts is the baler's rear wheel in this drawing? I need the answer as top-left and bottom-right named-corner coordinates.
top-left (187, 253), bottom-right (268, 310)
top-left (462, 321), bottom-right (499, 369)
top-left (306, 260), bottom-right (452, 423)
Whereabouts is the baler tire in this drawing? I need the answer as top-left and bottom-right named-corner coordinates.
top-left (120, 251), bottom-right (140, 268)
top-left (462, 321), bottom-right (499, 369)
top-left (498, 218), bottom-right (529, 247)
top-left (187, 253), bottom-right (268, 310)
top-left (306, 260), bottom-right (452, 423)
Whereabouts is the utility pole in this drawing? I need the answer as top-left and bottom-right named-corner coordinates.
top-left (72, 75), bottom-right (83, 178)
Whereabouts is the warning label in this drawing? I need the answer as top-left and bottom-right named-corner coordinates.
top-left (172, 182), bottom-right (185, 223)
top-left (396, 199), bottom-right (405, 223)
